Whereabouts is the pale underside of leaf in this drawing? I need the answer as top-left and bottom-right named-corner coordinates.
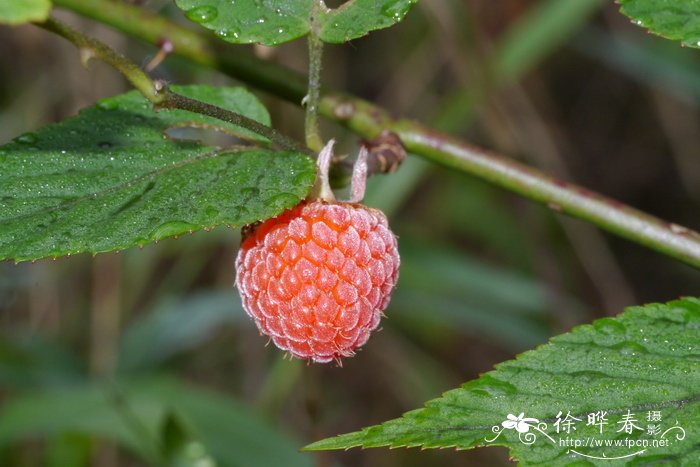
top-left (0, 85), bottom-right (316, 262)
top-left (306, 298), bottom-right (700, 465)
top-left (173, 0), bottom-right (418, 45)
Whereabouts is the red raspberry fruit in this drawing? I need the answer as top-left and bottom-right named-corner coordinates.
top-left (235, 200), bottom-right (400, 363)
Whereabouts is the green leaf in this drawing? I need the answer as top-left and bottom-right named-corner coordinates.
top-left (0, 333), bottom-right (85, 389)
top-left (497, 0), bottom-right (603, 80)
top-left (0, 383), bottom-right (165, 463)
top-left (392, 238), bottom-right (551, 352)
top-left (45, 433), bottom-right (91, 467)
top-left (434, 0), bottom-right (603, 133)
top-left (0, 0), bottom-right (51, 25)
top-left (175, 0), bottom-right (310, 44)
top-left (619, 0), bottom-right (700, 48)
top-left (154, 378), bottom-right (313, 467)
top-left (160, 412), bottom-right (217, 467)
top-left (0, 85), bottom-right (316, 262)
top-left (174, 0), bottom-right (418, 45)
top-left (0, 377), bottom-right (314, 467)
top-left (318, 0), bottom-right (418, 44)
top-left (118, 291), bottom-right (246, 372)
top-left (305, 298), bottom-right (700, 465)
top-left (575, 26), bottom-right (700, 103)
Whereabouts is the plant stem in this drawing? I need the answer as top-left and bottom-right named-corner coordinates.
top-left (50, 0), bottom-right (700, 268)
top-left (324, 95), bottom-right (700, 267)
top-left (40, 17), bottom-right (160, 102)
top-left (37, 17), bottom-right (309, 154)
top-left (53, 0), bottom-right (308, 102)
top-left (305, 1), bottom-right (325, 152)
top-left (156, 92), bottom-right (310, 154)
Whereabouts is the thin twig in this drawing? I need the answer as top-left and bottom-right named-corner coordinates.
top-left (37, 17), bottom-right (310, 155)
top-left (304, 1), bottom-right (325, 152)
top-left (49, 0), bottom-right (700, 268)
top-left (40, 17), bottom-right (160, 102)
top-left (156, 90), bottom-right (310, 154)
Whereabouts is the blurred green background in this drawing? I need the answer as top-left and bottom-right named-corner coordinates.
top-left (1, 0), bottom-right (699, 465)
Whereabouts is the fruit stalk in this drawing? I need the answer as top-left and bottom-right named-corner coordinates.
top-left (36, 17), bottom-right (309, 155)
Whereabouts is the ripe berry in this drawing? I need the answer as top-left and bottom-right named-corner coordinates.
top-left (235, 140), bottom-right (400, 363)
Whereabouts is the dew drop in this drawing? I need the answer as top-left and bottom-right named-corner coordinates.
top-left (470, 374), bottom-right (517, 397)
top-left (380, 0), bottom-right (411, 20)
top-left (240, 186), bottom-right (260, 197)
top-left (219, 27), bottom-right (241, 39)
top-left (14, 132), bottom-right (38, 145)
top-left (150, 220), bottom-right (198, 240)
top-left (96, 98), bottom-right (118, 111)
top-left (205, 205), bottom-right (219, 218)
top-left (593, 317), bottom-right (626, 336)
top-left (615, 341), bottom-right (647, 356)
top-left (571, 370), bottom-right (607, 383)
top-left (667, 306), bottom-right (691, 323)
top-left (265, 192), bottom-right (299, 208)
top-left (185, 5), bottom-right (218, 23)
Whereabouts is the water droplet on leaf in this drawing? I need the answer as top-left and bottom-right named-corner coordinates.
top-left (240, 186), bottom-right (260, 197)
top-left (470, 374), bottom-right (517, 397)
top-left (185, 5), bottom-right (218, 23)
top-left (150, 220), bottom-right (199, 240)
top-left (615, 341), bottom-right (647, 356)
top-left (96, 98), bottom-right (118, 111)
top-left (593, 318), bottom-right (626, 336)
top-left (205, 205), bottom-right (219, 218)
top-left (265, 192), bottom-right (299, 208)
top-left (380, 0), bottom-right (412, 20)
top-left (14, 132), bottom-right (38, 145)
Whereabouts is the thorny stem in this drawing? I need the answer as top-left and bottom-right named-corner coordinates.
top-left (48, 0), bottom-right (700, 268)
top-left (324, 95), bottom-right (700, 268)
top-left (40, 17), bottom-right (160, 102)
top-left (37, 17), bottom-right (310, 155)
top-left (305, 2), bottom-right (325, 152)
